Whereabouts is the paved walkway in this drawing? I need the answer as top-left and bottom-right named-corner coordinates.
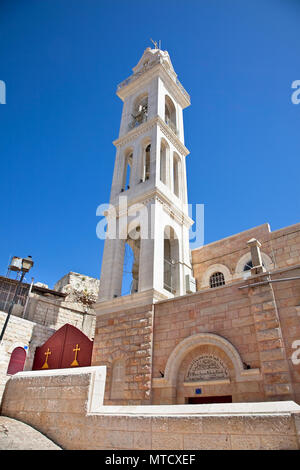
top-left (0, 416), bottom-right (61, 450)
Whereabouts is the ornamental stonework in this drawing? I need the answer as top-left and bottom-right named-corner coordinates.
top-left (186, 355), bottom-right (229, 382)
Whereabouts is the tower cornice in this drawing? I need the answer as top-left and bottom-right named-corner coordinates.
top-left (113, 115), bottom-right (190, 157)
top-left (109, 187), bottom-right (194, 229)
top-left (117, 62), bottom-right (190, 109)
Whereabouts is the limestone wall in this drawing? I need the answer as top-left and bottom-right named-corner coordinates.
top-left (0, 311), bottom-right (54, 400)
top-left (1, 367), bottom-right (300, 450)
top-left (92, 304), bottom-right (154, 405)
top-left (25, 295), bottom-right (96, 339)
top-left (152, 266), bottom-right (300, 405)
top-left (192, 222), bottom-right (300, 289)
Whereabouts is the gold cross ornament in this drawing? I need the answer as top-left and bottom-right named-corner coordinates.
top-left (70, 344), bottom-right (80, 367)
top-left (42, 348), bottom-right (51, 369)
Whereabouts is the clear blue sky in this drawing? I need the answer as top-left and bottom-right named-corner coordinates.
top-left (0, 0), bottom-right (299, 288)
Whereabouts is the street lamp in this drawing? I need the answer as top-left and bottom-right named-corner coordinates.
top-left (0, 256), bottom-right (34, 343)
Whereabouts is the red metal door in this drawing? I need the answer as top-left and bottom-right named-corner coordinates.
top-left (7, 347), bottom-right (26, 375)
top-left (32, 324), bottom-right (93, 371)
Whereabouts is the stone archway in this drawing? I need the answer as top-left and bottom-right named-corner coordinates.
top-left (152, 333), bottom-right (261, 405)
top-left (163, 333), bottom-right (246, 387)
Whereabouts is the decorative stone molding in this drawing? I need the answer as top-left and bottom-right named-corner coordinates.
top-left (183, 378), bottom-right (231, 387)
top-left (117, 62), bottom-right (190, 109)
top-left (201, 264), bottom-right (232, 288)
top-left (161, 333), bottom-right (261, 386)
top-left (108, 188), bottom-right (193, 230)
top-left (113, 116), bottom-right (189, 158)
top-left (94, 289), bottom-right (171, 315)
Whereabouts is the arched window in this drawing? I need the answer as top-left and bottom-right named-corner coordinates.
top-left (165, 95), bottom-right (177, 134)
top-left (110, 358), bottom-right (125, 400)
top-left (145, 144), bottom-right (151, 180)
top-left (209, 272), bottom-right (225, 288)
top-left (7, 347), bottom-right (26, 375)
top-left (130, 93), bottom-right (148, 129)
top-left (243, 260), bottom-right (253, 271)
top-left (122, 151), bottom-right (133, 191)
top-left (160, 140), bottom-right (168, 185)
top-left (141, 143), bottom-right (151, 182)
top-left (121, 224), bottom-right (141, 296)
top-left (164, 226), bottom-right (180, 294)
top-left (173, 153), bottom-right (180, 198)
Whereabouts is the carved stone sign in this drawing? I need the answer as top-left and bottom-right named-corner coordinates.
top-left (186, 355), bottom-right (229, 382)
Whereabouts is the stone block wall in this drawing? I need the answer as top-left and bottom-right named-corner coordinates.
top-left (1, 368), bottom-right (300, 450)
top-left (25, 296), bottom-right (96, 339)
top-left (0, 311), bottom-right (54, 400)
top-left (92, 304), bottom-right (154, 405)
top-left (271, 267), bottom-right (300, 404)
top-left (151, 267), bottom-right (300, 405)
top-left (192, 222), bottom-right (300, 289)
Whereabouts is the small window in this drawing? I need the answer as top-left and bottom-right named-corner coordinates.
top-left (209, 272), bottom-right (225, 288)
top-left (145, 144), bottom-right (151, 180)
top-left (243, 260), bottom-right (253, 271)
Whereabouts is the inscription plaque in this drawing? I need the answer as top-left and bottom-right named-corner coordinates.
top-left (186, 355), bottom-right (229, 382)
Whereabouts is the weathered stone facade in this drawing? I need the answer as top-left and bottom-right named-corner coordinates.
top-left (92, 303), bottom-right (154, 405)
top-left (92, 222), bottom-right (300, 407)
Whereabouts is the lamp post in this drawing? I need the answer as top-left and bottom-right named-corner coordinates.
top-left (0, 256), bottom-right (34, 343)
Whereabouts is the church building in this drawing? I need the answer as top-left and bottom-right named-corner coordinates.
top-left (91, 46), bottom-right (300, 407)
top-left (2, 46), bottom-right (300, 451)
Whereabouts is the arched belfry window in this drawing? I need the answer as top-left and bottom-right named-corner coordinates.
top-left (165, 95), bottom-right (177, 134)
top-left (110, 358), bottom-right (125, 400)
top-left (141, 143), bottom-right (151, 182)
top-left (160, 139), bottom-right (169, 186)
top-left (122, 229), bottom-right (141, 296)
top-left (173, 153), bottom-right (181, 198)
top-left (130, 93), bottom-right (148, 129)
top-left (7, 347), bottom-right (26, 375)
top-left (122, 151), bottom-right (133, 191)
top-left (164, 226), bottom-right (180, 295)
top-left (209, 272), bottom-right (225, 288)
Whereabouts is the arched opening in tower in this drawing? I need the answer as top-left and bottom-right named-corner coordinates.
top-left (121, 226), bottom-right (141, 296)
top-left (165, 95), bottom-right (177, 134)
top-left (163, 226), bottom-right (180, 295)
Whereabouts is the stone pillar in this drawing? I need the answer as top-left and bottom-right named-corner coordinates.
top-left (247, 238), bottom-right (266, 275)
top-left (249, 282), bottom-right (295, 400)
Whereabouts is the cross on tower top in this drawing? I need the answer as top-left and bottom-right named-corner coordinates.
top-left (150, 38), bottom-right (161, 49)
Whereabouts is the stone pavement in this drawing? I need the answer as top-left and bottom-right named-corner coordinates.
top-left (0, 416), bottom-right (61, 450)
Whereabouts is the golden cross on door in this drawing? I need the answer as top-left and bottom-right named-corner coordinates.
top-left (70, 344), bottom-right (80, 367)
top-left (42, 348), bottom-right (51, 369)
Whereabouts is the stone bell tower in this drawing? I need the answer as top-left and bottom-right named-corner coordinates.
top-left (98, 46), bottom-right (194, 307)
top-left (92, 47), bottom-right (194, 404)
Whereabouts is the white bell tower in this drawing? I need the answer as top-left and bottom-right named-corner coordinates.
top-left (98, 46), bottom-right (194, 307)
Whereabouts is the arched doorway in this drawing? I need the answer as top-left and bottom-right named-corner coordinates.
top-left (153, 333), bottom-right (260, 404)
top-left (32, 324), bottom-right (93, 371)
top-left (7, 347), bottom-right (26, 375)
